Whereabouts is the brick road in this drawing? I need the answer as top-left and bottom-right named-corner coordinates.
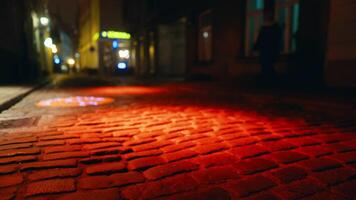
top-left (0, 83), bottom-right (355, 200)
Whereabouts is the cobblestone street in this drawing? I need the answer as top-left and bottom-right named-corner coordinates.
top-left (0, 81), bottom-right (355, 200)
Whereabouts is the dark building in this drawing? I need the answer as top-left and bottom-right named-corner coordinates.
top-left (0, 0), bottom-right (36, 83)
top-left (125, 0), bottom-right (356, 88)
top-left (0, 0), bottom-right (55, 84)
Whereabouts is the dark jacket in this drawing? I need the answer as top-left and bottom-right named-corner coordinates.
top-left (255, 23), bottom-right (283, 63)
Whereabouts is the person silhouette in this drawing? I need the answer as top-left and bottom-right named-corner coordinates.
top-left (254, 12), bottom-right (283, 85)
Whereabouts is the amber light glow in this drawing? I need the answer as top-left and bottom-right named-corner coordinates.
top-left (36, 96), bottom-right (114, 107)
top-left (78, 86), bottom-right (166, 96)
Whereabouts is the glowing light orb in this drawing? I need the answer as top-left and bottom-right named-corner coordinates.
top-left (67, 58), bottom-right (75, 66)
top-left (203, 31), bottom-right (209, 38)
top-left (40, 17), bottom-right (49, 26)
top-left (44, 38), bottom-right (53, 48)
top-left (118, 50), bottom-right (130, 59)
top-left (37, 96), bottom-right (114, 107)
top-left (112, 40), bottom-right (119, 49)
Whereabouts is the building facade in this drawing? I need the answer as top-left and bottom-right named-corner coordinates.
top-left (78, 0), bottom-right (132, 75)
top-left (127, 0), bottom-right (356, 88)
top-left (0, 0), bottom-right (54, 84)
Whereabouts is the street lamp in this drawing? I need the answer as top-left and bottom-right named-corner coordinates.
top-left (40, 17), bottom-right (49, 26)
top-left (44, 37), bottom-right (53, 48)
top-left (51, 44), bottom-right (58, 54)
top-left (67, 58), bottom-right (75, 66)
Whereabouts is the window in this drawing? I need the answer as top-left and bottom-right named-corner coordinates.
top-left (245, 0), bottom-right (264, 56)
top-left (245, 0), bottom-right (300, 56)
top-left (276, 0), bottom-right (300, 53)
top-left (198, 10), bottom-right (213, 62)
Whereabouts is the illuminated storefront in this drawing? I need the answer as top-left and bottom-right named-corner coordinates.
top-left (93, 31), bottom-right (131, 74)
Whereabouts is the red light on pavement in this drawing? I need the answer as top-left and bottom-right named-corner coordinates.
top-left (36, 96), bottom-right (114, 107)
top-left (78, 86), bottom-right (166, 96)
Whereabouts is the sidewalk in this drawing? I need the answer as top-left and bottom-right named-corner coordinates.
top-left (0, 76), bottom-right (51, 115)
top-left (0, 86), bottom-right (36, 114)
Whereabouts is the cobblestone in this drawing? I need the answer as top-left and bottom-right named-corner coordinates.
top-left (78, 171), bottom-right (145, 189)
top-left (162, 149), bottom-right (198, 162)
top-left (123, 149), bottom-right (162, 160)
top-left (194, 143), bottom-right (229, 154)
top-left (192, 165), bottom-right (238, 184)
top-left (261, 140), bottom-right (297, 151)
top-left (35, 140), bottom-right (66, 147)
top-left (235, 158), bottom-right (278, 175)
top-left (0, 165), bottom-right (16, 175)
top-left (194, 152), bottom-right (236, 168)
top-left (85, 162), bottom-right (126, 175)
top-left (300, 145), bottom-right (334, 157)
top-left (158, 187), bottom-right (232, 200)
top-left (300, 158), bottom-right (342, 172)
top-left (0, 148), bottom-right (40, 158)
top-left (56, 188), bottom-right (121, 200)
top-left (332, 179), bottom-right (356, 199)
top-left (0, 143), bottom-right (33, 151)
top-left (0, 187), bottom-right (17, 200)
top-left (271, 166), bottom-right (308, 183)
top-left (77, 176), bottom-right (112, 189)
top-left (230, 145), bottom-right (269, 159)
top-left (43, 145), bottom-right (82, 154)
top-left (20, 159), bottom-right (77, 171)
top-left (312, 167), bottom-right (356, 186)
top-left (28, 168), bottom-right (81, 181)
top-left (269, 151), bottom-right (309, 164)
top-left (230, 175), bottom-right (276, 197)
top-left (42, 151), bottom-right (90, 160)
top-left (0, 155), bottom-right (37, 165)
top-left (0, 137), bottom-right (37, 146)
top-left (0, 82), bottom-right (355, 199)
top-left (143, 160), bottom-right (199, 180)
top-left (122, 174), bottom-right (199, 199)
top-left (333, 151), bottom-right (356, 164)
top-left (127, 156), bottom-right (165, 170)
top-left (0, 174), bottom-right (23, 187)
top-left (276, 178), bottom-right (324, 199)
top-left (25, 179), bottom-right (75, 197)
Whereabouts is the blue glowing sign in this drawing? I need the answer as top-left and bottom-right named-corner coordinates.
top-left (117, 62), bottom-right (127, 70)
top-left (112, 40), bottom-right (119, 49)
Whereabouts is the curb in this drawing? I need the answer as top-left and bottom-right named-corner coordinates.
top-left (0, 80), bottom-right (51, 114)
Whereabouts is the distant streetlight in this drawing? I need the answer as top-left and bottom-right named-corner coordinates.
top-left (51, 44), bottom-right (58, 53)
top-left (203, 32), bottom-right (209, 39)
top-left (44, 37), bottom-right (53, 48)
top-left (67, 58), bottom-right (75, 66)
top-left (40, 17), bottom-right (49, 26)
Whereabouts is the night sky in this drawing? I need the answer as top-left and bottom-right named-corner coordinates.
top-left (48, 0), bottom-right (79, 35)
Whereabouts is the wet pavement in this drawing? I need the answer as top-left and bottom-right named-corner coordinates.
top-left (0, 77), bottom-right (355, 200)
